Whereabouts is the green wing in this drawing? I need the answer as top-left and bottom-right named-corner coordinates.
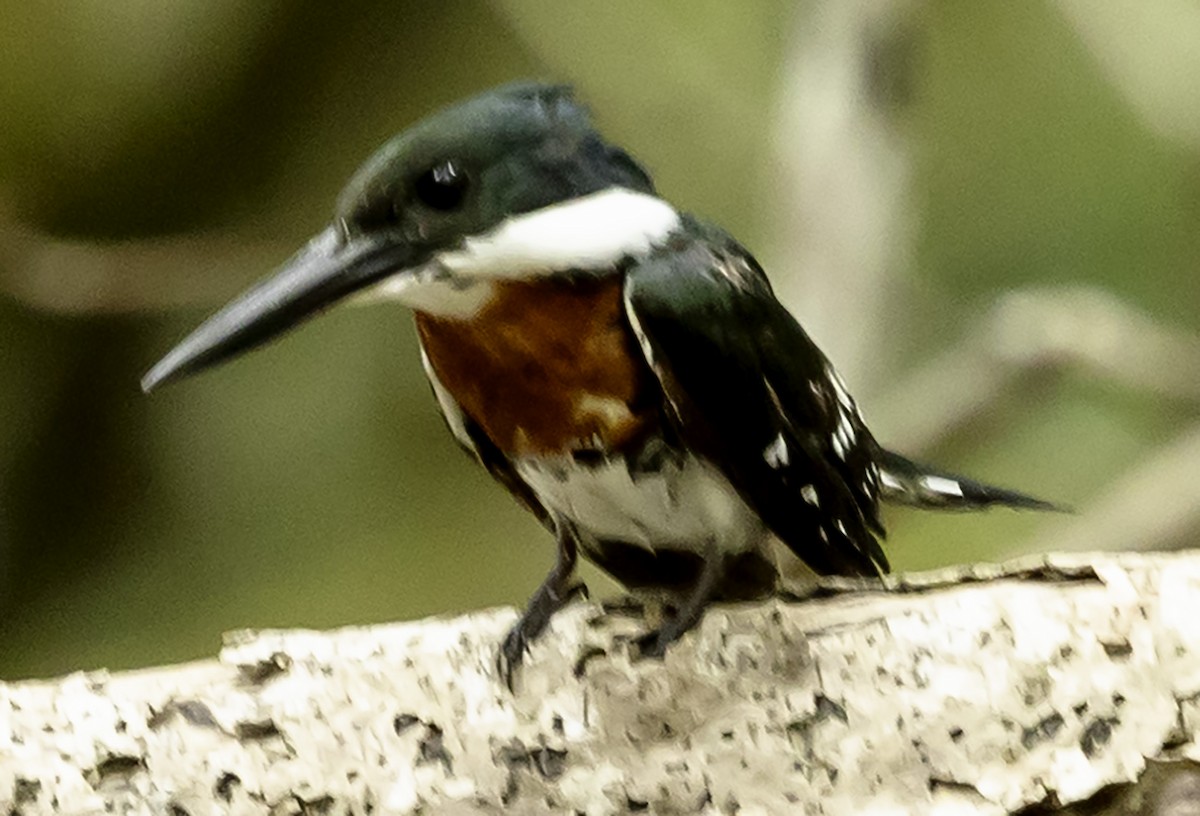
top-left (623, 226), bottom-right (888, 577)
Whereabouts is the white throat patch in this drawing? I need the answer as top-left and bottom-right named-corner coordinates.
top-left (367, 187), bottom-right (681, 318)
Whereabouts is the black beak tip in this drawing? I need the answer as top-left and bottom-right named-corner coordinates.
top-left (136, 226), bottom-right (404, 397)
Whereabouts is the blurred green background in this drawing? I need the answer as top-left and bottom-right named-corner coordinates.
top-left (2, 1), bottom-right (1198, 679)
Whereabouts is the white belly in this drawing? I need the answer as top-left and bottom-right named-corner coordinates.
top-left (515, 448), bottom-right (766, 555)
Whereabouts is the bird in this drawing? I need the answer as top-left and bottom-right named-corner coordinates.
top-left (142, 82), bottom-right (1058, 686)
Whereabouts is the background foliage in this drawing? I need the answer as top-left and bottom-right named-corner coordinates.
top-left (2, 1), bottom-right (1197, 679)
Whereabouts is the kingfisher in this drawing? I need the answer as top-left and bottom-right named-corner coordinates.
top-left (143, 83), bottom-right (1056, 685)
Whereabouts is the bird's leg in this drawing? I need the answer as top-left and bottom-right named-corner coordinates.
top-left (635, 542), bottom-right (726, 659)
top-left (497, 519), bottom-right (586, 689)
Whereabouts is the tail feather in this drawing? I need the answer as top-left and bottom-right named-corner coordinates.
top-left (876, 449), bottom-right (1066, 512)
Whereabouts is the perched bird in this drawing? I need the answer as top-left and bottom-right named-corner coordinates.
top-left (143, 83), bottom-right (1056, 685)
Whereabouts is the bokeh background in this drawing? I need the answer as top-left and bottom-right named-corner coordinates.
top-left (2, 1), bottom-right (1198, 679)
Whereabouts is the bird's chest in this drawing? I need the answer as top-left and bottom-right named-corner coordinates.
top-left (414, 277), bottom-right (656, 458)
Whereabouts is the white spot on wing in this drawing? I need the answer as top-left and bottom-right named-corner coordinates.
top-left (763, 433), bottom-right (790, 469)
top-left (827, 366), bottom-right (856, 410)
top-left (801, 484), bottom-right (819, 506)
top-left (824, 366), bottom-right (861, 460)
top-left (921, 474), bottom-right (964, 498)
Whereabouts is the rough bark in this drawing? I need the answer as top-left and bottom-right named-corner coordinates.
top-left (3, 551), bottom-right (1200, 815)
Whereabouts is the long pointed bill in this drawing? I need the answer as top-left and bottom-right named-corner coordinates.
top-left (141, 226), bottom-right (413, 392)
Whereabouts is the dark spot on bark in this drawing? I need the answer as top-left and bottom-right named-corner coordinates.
top-left (929, 778), bottom-right (983, 798)
top-left (147, 699), bottom-right (220, 730)
top-left (95, 755), bottom-right (145, 780)
top-left (626, 797), bottom-right (649, 811)
top-left (235, 718), bottom-right (282, 741)
top-left (393, 713), bottom-right (420, 735)
top-left (497, 740), bottom-right (568, 781)
top-left (573, 646), bottom-right (606, 678)
top-left (497, 740), bottom-right (528, 768)
top-left (500, 771), bottom-right (519, 806)
top-left (1112, 692), bottom-right (1126, 707)
top-left (1101, 640), bottom-right (1132, 659)
top-left (1162, 727), bottom-right (1190, 752)
top-left (168, 803), bottom-right (189, 816)
top-left (148, 699), bottom-right (218, 731)
top-left (12, 778), bottom-right (40, 805)
top-left (815, 694), bottom-right (848, 724)
top-left (295, 794), bottom-right (334, 814)
top-left (214, 772), bottom-right (240, 802)
top-left (146, 708), bottom-right (170, 730)
top-left (1021, 712), bottom-right (1065, 749)
top-left (787, 695), bottom-right (850, 759)
top-left (948, 726), bottom-right (964, 742)
top-left (533, 748), bottom-right (568, 780)
top-left (177, 701), bottom-right (218, 728)
top-left (1073, 702), bottom-right (1088, 717)
top-left (418, 724), bottom-right (453, 773)
top-left (537, 748), bottom-right (568, 782)
top-left (238, 651), bottom-right (293, 684)
top-left (1081, 717), bottom-right (1117, 758)
top-left (551, 715), bottom-right (564, 735)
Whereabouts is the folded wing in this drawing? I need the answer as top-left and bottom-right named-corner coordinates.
top-left (623, 225), bottom-right (888, 577)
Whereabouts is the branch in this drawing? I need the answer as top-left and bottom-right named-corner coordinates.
top-left (767, 0), bottom-right (917, 390)
top-left (870, 285), bottom-right (1200, 451)
top-left (0, 198), bottom-right (288, 315)
top-left (3, 551), bottom-right (1200, 815)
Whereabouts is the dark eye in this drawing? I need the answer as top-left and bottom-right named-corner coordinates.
top-left (414, 160), bottom-right (469, 211)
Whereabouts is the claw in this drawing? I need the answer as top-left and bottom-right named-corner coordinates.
top-left (599, 596), bottom-right (647, 618)
top-left (497, 625), bottom-right (531, 692)
top-left (632, 628), bottom-right (670, 661)
top-left (495, 581), bottom-right (589, 691)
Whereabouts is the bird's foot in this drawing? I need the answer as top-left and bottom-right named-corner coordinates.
top-left (496, 581), bottom-right (588, 691)
top-left (630, 608), bottom-right (700, 661)
top-left (598, 596), bottom-right (648, 619)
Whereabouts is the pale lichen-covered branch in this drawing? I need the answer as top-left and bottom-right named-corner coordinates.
top-left (3, 551), bottom-right (1200, 815)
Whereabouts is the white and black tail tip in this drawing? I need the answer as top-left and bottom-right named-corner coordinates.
top-left (877, 450), bottom-right (1067, 513)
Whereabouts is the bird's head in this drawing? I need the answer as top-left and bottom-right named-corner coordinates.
top-left (142, 82), bottom-right (678, 392)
